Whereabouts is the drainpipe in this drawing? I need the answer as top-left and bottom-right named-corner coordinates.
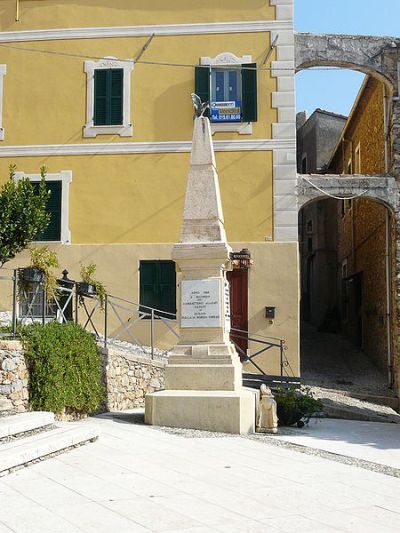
top-left (383, 85), bottom-right (394, 388)
top-left (383, 85), bottom-right (391, 174)
top-left (385, 209), bottom-right (393, 388)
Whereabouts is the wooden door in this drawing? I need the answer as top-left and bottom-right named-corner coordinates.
top-left (227, 269), bottom-right (248, 359)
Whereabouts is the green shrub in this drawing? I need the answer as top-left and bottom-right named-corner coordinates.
top-left (274, 386), bottom-right (323, 427)
top-left (22, 322), bottom-right (104, 414)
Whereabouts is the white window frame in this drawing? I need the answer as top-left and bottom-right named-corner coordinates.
top-left (14, 170), bottom-right (72, 244)
top-left (83, 57), bottom-right (134, 138)
top-left (200, 52), bottom-right (253, 135)
top-left (0, 65), bottom-right (6, 140)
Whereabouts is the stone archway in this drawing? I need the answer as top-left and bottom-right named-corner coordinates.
top-left (294, 33), bottom-right (400, 397)
top-left (298, 192), bottom-right (397, 394)
top-left (295, 33), bottom-right (399, 89)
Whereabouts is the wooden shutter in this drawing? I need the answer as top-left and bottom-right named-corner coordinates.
top-left (94, 70), bottom-right (108, 125)
top-left (139, 260), bottom-right (176, 317)
top-left (241, 63), bottom-right (258, 122)
top-left (110, 69), bottom-right (123, 125)
top-left (34, 181), bottom-right (62, 241)
top-left (195, 66), bottom-right (210, 117)
top-left (94, 69), bottom-right (123, 126)
top-left (159, 261), bottom-right (176, 316)
top-left (139, 261), bottom-right (159, 314)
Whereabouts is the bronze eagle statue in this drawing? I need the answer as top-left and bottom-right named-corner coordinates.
top-left (191, 93), bottom-right (209, 118)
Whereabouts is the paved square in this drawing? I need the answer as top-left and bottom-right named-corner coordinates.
top-left (1, 413), bottom-right (400, 532)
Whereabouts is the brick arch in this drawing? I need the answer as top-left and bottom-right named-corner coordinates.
top-left (295, 33), bottom-right (399, 91)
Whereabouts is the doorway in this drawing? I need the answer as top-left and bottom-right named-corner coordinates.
top-left (227, 268), bottom-right (248, 358)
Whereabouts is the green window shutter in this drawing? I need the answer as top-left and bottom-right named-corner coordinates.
top-left (110, 69), bottom-right (123, 125)
top-left (139, 261), bottom-right (159, 314)
top-left (33, 181), bottom-right (62, 241)
top-left (195, 65), bottom-right (210, 117)
top-left (94, 70), bottom-right (108, 125)
top-left (159, 261), bottom-right (176, 315)
top-left (241, 63), bottom-right (258, 122)
top-left (94, 69), bottom-right (123, 126)
top-left (139, 260), bottom-right (176, 317)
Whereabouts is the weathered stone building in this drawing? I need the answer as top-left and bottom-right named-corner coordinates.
top-left (297, 110), bottom-right (346, 328)
top-left (297, 109), bottom-right (347, 174)
top-left (329, 75), bottom-right (395, 379)
top-left (296, 32), bottom-right (400, 395)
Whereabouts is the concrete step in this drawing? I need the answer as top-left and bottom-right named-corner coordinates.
top-left (0, 421), bottom-right (99, 476)
top-left (0, 412), bottom-right (55, 440)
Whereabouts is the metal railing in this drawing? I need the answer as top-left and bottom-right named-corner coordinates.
top-left (0, 269), bottom-right (291, 376)
top-left (230, 327), bottom-right (294, 378)
top-left (78, 293), bottom-right (179, 358)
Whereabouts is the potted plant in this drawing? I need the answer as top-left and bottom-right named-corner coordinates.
top-left (274, 386), bottom-right (323, 428)
top-left (78, 262), bottom-right (107, 310)
top-left (20, 246), bottom-right (59, 301)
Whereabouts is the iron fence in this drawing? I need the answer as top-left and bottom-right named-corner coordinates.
top-left (0, 269), bottom-right (292, 377)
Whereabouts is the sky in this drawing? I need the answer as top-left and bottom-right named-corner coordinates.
top-left (295, 0), bottom-right (400, 117)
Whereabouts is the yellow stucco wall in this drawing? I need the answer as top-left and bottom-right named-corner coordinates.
top-left (2, 241), bottom-right (299, 376)
top-left (1, 1), bottom-right (276, 30)
top-left (0, 34), bottom-right (276, 145)
top-left (0, 2), bottom-right (300, 374)
top-left (0, 3), bottom-right (278, 244)
top-left (0, 150), bottom-right (273, 243)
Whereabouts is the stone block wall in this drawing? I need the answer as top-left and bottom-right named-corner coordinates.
top-left (0, 341), bottom-right (29, 414)
top-left (0, 340), bottom-right (167, 415)
top-left (102, 347), bottom-right (166, 411)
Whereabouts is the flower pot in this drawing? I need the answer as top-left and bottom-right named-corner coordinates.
top-left (78, 282), bottom-right (96, 297)
top-left (276, 404), bottom-right (305, 427)
top-left (21, 267), bottom-right (45, 284)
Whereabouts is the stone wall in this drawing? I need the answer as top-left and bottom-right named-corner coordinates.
top-left (102, 347), bottom-right (166, 411)
top-left (0, 341), bottom-right (29, 414)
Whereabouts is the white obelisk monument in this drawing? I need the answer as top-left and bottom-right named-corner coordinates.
top-left (145, 116), bottom-right (257, 434)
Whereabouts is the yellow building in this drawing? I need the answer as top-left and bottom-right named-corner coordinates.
top-left (0, 0), bottom-right (298, 376)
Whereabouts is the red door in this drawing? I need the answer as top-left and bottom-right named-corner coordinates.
top-left (227, 269), bottom-right (248, 360)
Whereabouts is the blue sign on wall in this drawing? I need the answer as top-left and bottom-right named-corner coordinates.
top-left (211, 101), bottom-right (242, 122)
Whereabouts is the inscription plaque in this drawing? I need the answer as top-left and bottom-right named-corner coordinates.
top-left (224, 279), bottom-right (231, 332)
top-left (181, 279), bottom-right (221, 328)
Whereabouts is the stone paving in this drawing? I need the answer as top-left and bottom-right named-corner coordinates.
top-left (1, 411), bottom-right (400, 532)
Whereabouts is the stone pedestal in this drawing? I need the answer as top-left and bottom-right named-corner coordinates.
top-left (145, 116), bottom-right (256, 434)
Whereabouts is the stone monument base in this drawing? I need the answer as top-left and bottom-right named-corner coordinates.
top-left (145, 389), bottom-right (258, 434)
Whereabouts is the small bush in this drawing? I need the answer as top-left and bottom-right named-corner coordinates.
top-left (22, 322), bottom-right (104, 414)
top-left (274, 386), bottom-right (323, 427)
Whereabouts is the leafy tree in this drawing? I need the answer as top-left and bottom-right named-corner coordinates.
top-left (0, 165), bottom-right (50, 267)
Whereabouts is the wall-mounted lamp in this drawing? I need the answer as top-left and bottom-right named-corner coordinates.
top-left (265, 307), bottom-right (276, 321)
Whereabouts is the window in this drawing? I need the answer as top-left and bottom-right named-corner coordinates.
top-left (33, 181), bottom-right (62, 241)
top-left (19, 289), bottom-right (57, 321)
top-left (139, 261), bottom-right (176, 318)
top-left (94, 69), bottom-right (123, 126)
top-left (196, 53), bottom-right (257, 134)
top-left (14, 170), bottom-right (72, 244)
top-left (84, 57), bottom-right (133, 138)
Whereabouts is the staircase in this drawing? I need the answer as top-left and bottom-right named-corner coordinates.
top-left (0, 412), bottom-right (99, 477)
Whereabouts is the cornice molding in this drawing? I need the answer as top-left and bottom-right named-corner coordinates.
top-left (0, 20), bottom-right (292, 43)
top-left (0, 139), bottom-right (295, 157)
